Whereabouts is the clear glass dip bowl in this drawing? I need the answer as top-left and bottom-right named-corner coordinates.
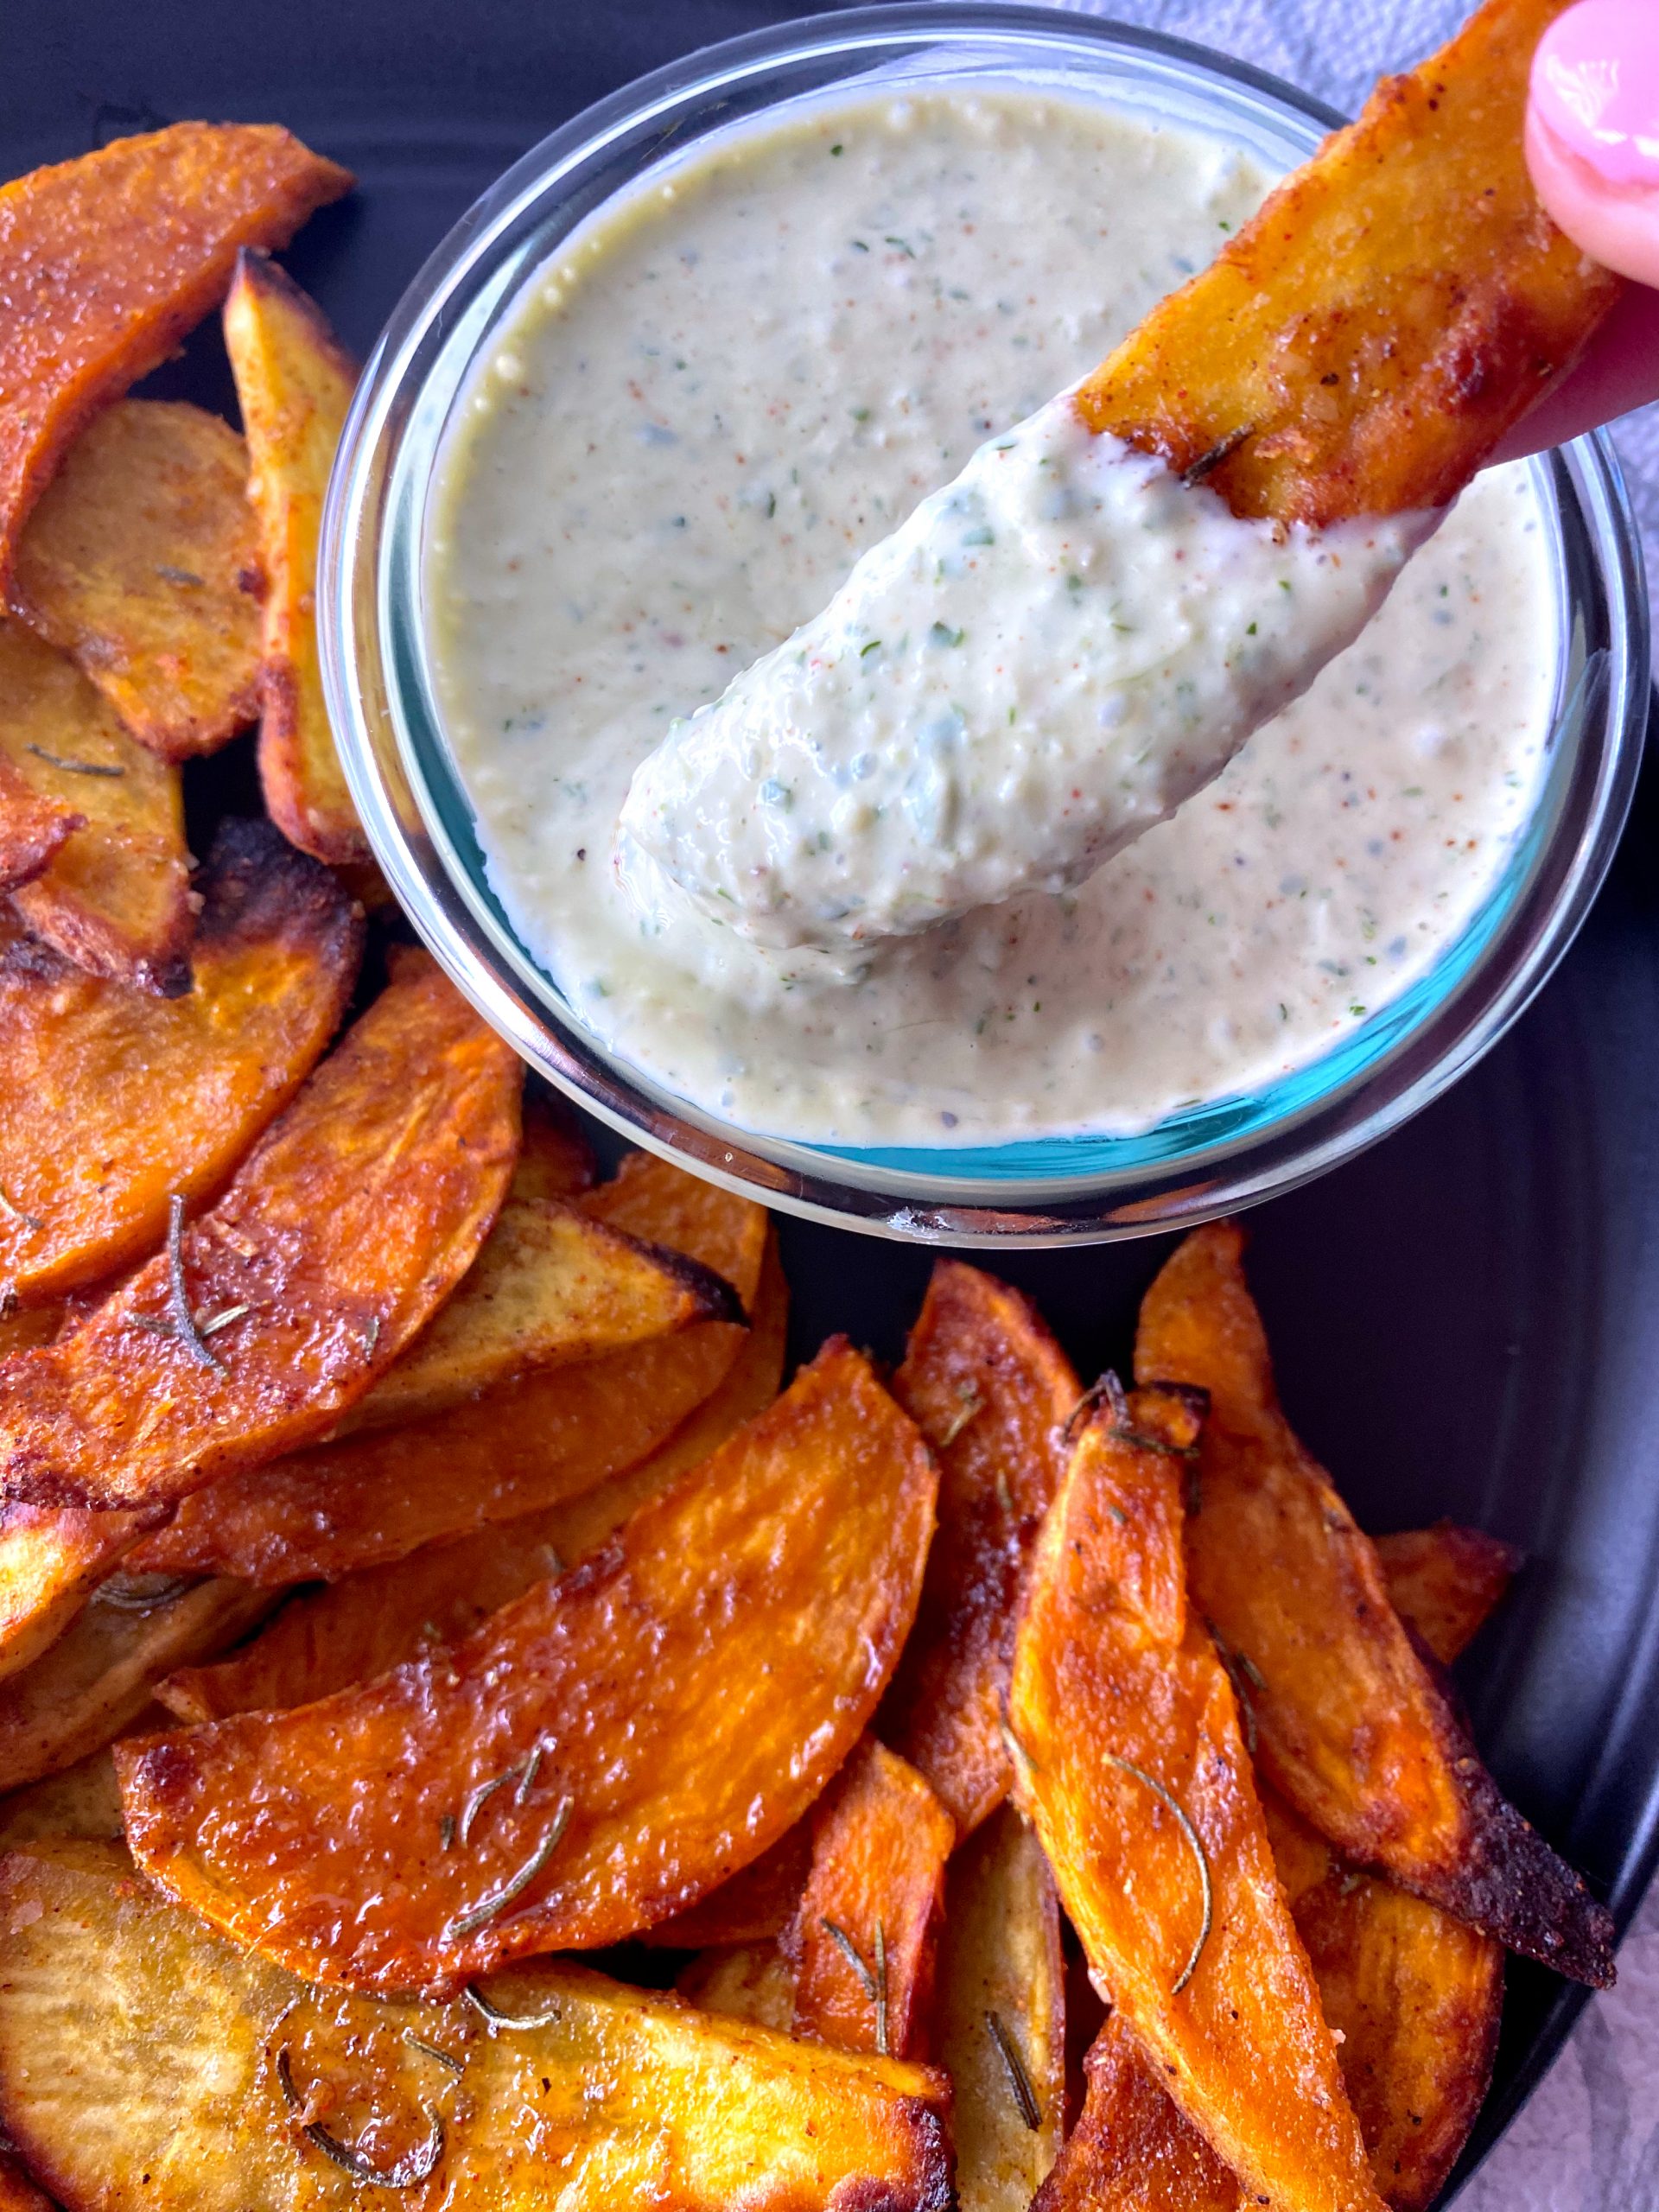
top-left (320, 3), bottom-right (1649, 1246)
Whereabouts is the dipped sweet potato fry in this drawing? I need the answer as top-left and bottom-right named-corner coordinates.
top-left (0, 1840), bottom-right (954, 2212)
top-left (1135, 1221), bottom-right (1615, 1986)
top-left (118, 1338), bottom-right (938, 1993)
top-left (1078, 0), bottom-right (1620, 524)
top-left (224, 251), bottom-right (365, 861)
top-left (937, 1803), bottom-right (1066, 2211)
top-left (1376, 1521), bottom-right (1520, 1667)
top-left (882, 1261), bottom-right (1079, 1836)
top-left (8, 402), bottom-right (263, 759)
top-left (1009, 1381), bottom-right (1384, 2212)
top-left (130, 1152), bottom-right (768, 1583)
top-left (0, 621), bottom-right (193, 995)
top-left (0, 124), bottom-right (351, 584)
top-left (1, 817), bottom-right (362, 1308)
top-left (156, 1238), bottom-right (787, 1721)
top-left (0, 950), bottom-right (521, 1513)
top-left (786, 1738), bottom-right (956, 2060)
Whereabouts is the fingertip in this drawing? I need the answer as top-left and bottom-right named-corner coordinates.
top-left (1527, 0), bottom-right (1659, 286)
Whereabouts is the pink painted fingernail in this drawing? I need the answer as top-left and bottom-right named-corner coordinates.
top-left (1532, 0), bottom-right (1659, 189)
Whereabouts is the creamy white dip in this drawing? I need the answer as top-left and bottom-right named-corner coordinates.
top-left (426, 87), bottom-right (1557, 1147)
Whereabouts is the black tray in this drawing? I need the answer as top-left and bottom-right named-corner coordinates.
top-left (8, 4), bottom-right (1658, 2199)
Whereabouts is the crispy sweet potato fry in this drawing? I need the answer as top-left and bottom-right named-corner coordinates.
top-left (649, 1820), bottom-right (816, 1949)
top-left (786, 1738), bottom-right (956, 2061)
top-left (1135, 1222), bottom-right (1615, 1986)
top-left (881, 1261), bottom-right (1079, 1836)
top-left (937, 1803), bottom-right (1066, 2211)
top-left (224, 251), bottom-right (364, 861)
top-left (130, 1152), bottom-right (767, 1584)
top-left (0, 620), bottom-right (193, 994)
top-left (1, 817), bottom-right (362, 1308)
top-left (0, 951), bottom-right (521, 1512)
top-left (0, 1506), bottom-right (156, 1685)
top-left (1376, 1522), bottom-right (1520, 1666)
top-left (119, 1338), bottom-right (937, 1993)
top-left (156, 1237), bottom-right (787, 1720)
top-left (1077, 0), bottom-right (1621, 524)
top-left (677, 1942), bottom-right (798, 2032)
top-left (1033, 2014), bottom-right (1243, 2212)
top-left (1009, 1382), bottom-right (1383, 2212)
top-left (0, 124), bottom-right (352, 584)
top-left (0, 1840), bottom-right (954, 2212)
top-left (9, 402), bottom-right (263, 758)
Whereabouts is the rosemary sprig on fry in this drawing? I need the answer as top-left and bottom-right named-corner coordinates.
top-left (985, 2009), bottom-right (1041, 2130)
top-left (1108, 1755), bottom-right (1212, 1995)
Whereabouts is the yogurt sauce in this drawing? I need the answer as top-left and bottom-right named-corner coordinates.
top-left (426, 87), bottom-right (1558, 1147)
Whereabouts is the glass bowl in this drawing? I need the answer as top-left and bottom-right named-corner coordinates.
top-left (319, 3), bottom-right (1649, 1246)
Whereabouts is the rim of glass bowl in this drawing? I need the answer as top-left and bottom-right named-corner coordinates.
top-left (321, 2), bottom-right (1649, 1249)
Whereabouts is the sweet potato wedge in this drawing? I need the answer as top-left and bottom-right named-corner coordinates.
top-left (1008, 1382), bottom-right (1383, 2212)
top-left (786, 1737), bottom-right (956, 2061)
top-left (881, 1261), bottom-right (1079, 1836)
top-left (119, 1338), bottom-right (937, 1993)
top-left (0, 124), bottom-right (352, 585)
top-left (0, 950), bottom-right (521, 1512)
top-left (513, 1090), bottom-right (596, 1200)
top-left (645, 1802), bottom-right (813, 1949)
top-left (1, 817), bottom-right (362, 1309)
top-left (937, 1803), bottom-right (1066, 2210)
top-left (1033, 2014), bottom-right (1243, 2212)
top-left (677, 1942), bottom-right (798, 2032)
top-left (224, 251), bottom-right (364, 861)
top-left (0, 1840), bottom-right (954, 2212)
top-left (0, 1505), bottom-right (156, 1684)
top-left (130, 1151), bottom-right (767, 1583)
top-left (9, 401), bottom-right (263, 759)
top-left (0, 620), bottom-right (193, 994)
top-left (156, 1236), bottom-right (787, 1721)
top-left (1135, 1222), bottom-right (1615, 1986)
top-left (1077, 0), bottom-right (1621, 524)
top-left (1376, 1522), bottom-right (1520, 1667)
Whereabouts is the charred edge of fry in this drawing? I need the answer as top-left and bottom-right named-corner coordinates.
top-left (985, 2009), bottom-right (1042, 2130)
top-left (194, 816), bottom-right (366, 969)
top-left (626, 1235), bottom-right (749, 1329)
top-left (1108, 1757), bottom-right (1213, 1995)
top-left (274, 2040), bottom-right (447, 2189)
top-left (234, 247), bottom-right (362, 385)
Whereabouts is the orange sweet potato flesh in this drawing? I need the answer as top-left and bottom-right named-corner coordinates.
top-left (880, 1261), bottom-right (1079, 1838)
top-left (1033, 2013), bottom-right (1243, 2212)
top-left (646, 1812), bottom-right (815, 1950)
top-left (224, 251), bottom-right (365, 861)
top-left (156, 1237), bottom-right (787, 1722)
top-left (0, 1506), bottom-right (156, 1685)
top-left (786, 1737), bottom-right (956, 2061)
top-left (1135, 1222), bottom-right (1615, 1986)
top-left (1376, 1521), bottom-right (1520, 1666)
top-left (118, 1338), bottom-right (938, 1993)
top-left (8, 401), bottom-right (263, 760)
top-left (1077, 0), bottom-right (1621, 524)
top-left (0, 1839), bottom-right (954, 2212)
top-left (0, 951), bottom-right (521, 1512)
top-left (0, 620), bottom-right (193, 995)
top-left (1, 817), bottom-right (362, 1309)
top-left (0, 124), bottom-right (352, 586)
top-left (1008, 1382), bottom-right (1384, 2212)
top-left (129, 1151), bottom-right (768, 1583)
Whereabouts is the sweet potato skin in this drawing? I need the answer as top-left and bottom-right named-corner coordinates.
top-left (881, 1262), bottom-right (1079, 1836)
top-left (786, 1738), bottom-right (956, 2060)
top-left (1077, 0), bottom-right (1621, 524)
top-left (1009, 1384), bottom-right (1382, 2212)
top-left (0, 952), bottom-right (521, 1511)
top-left (8, 401), bottom-right (263, 759)
top-left (1135, 1221), bottom-right (1615, 1987)
top-left (118, 1339), bottom-right (938, 1993)
top-left (0, 817), bottom-right (362, 1308)
top-left (0, 124), bottom-right (352, 585)
top-left (0, 1839), bottom-right (954, 2212)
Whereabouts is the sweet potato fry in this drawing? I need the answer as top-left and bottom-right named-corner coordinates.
top-left (648, 1819), bottom-right (816, 1949)
top-left (937, 1803), bottom-right (1066, 2210)
top-left (0, 124), bottom-right (352, 585)
top-left (119, 1338), bottom-right (937, 1993)
top-left (0, 1506), bottom-right (156, 1685)
top-left (156, 1237), bottom-right (787, 1721)
top-left (130, 1151), bottom-right (767, 1584)
top-left (0, 1738), bottom-right (127, 1848)
top-left (513, 1090), bottom-right (596, 1200)
top-left (1033, 2014), bottom-right (1243, 2212)
top-left (786, 1738), bottom-right (956, 2061)
top-left (1376, 1522), bottom-right (1520, 1666)
top-left (0, 620), bottom-right (193, 994)
top-left (9, 402), bottom-right (263, 759)
top-left (677, 1942), bottom-right (798, 2032)
top-left (0, 1840), bottom-right (953, 2212)
top-left (1009, 1382), bottom-right (1383, 2212)
top-left (1077, 0), bottom-right (1621, 524)
top-left (880, 1261), bottom-right (1079, 1836)
top-left (1, 817), bottom-right (362, 1308)
top-left (224, 251), bottom-right (364, 861)
top-left (0, 951), bottom-right (521, 1512)
top-left (1135, 1222), bottom-right (1615, 1986)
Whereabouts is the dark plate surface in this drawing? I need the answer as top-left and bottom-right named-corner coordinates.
top-left (8, 4), bottom-right (1659, 2199)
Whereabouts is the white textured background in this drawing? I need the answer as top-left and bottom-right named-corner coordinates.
top-left (1061, 3), bottom-right (1656, 2204)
